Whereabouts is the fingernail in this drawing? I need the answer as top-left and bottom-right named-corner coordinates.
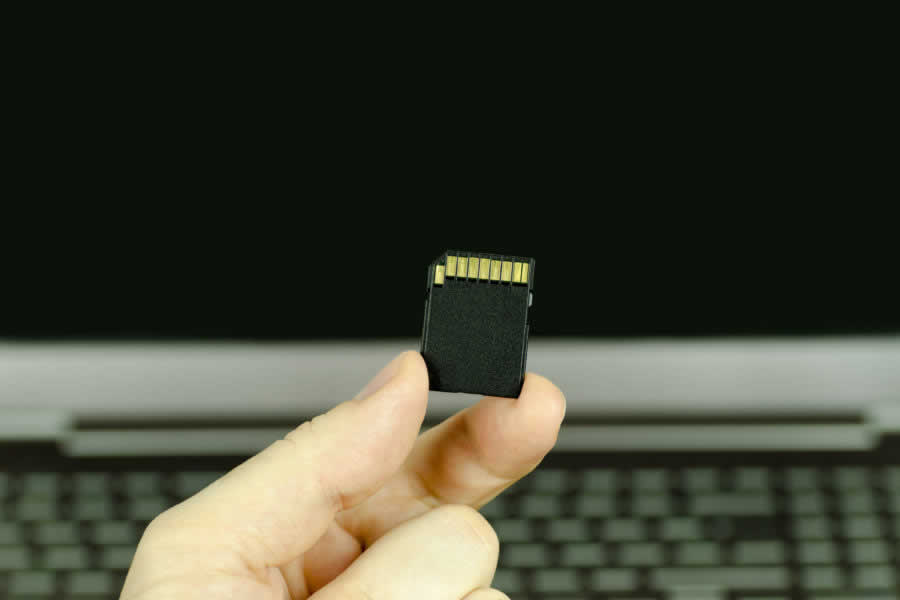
top-left (355, 352), bottom-right (410, 401)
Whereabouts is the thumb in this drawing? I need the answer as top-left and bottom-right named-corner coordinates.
top-left (135, 351), bottom-right (428, 573)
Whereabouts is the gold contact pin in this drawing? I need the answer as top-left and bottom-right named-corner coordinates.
top-left (446, 255), bottom-right (457, 277)
top-left (501, 261), bottom-right (513, 282)
top-left (468, 256), bottom-right (479, 278)
top-left (458, 256), bottom-right (468, 278)
top-left (490, 259), bottom-right (501, 281)
top-left (519, 263), bottom-right (529, 284)
top-left (512, 262), bottom-right (523, 283)
top-left (478, 257), bottom-right (491, 280)
top-left (434, 264), bottom-right (445, 285)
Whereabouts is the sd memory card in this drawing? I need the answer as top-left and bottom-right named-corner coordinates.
top-left (420, 251), bottom-right (534, 398)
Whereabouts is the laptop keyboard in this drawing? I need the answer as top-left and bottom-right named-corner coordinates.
top-left (486, 460), bottom-right (899, 599)
top-left (0, 470), bottom-right (222, 599)
top-left (1, 455), bottom-right (898, 599)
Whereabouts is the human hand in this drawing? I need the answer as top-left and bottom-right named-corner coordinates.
top-left (121, 351), bottom-right (566, 599)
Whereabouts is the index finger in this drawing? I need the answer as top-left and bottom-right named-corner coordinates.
top-left (130, 352), bottom-right (428, 578)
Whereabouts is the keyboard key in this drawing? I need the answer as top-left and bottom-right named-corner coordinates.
top-left (16, 497), bottom-right (57, 520)
top-left (684, 468), bottom-right (719, 491)
top-left (790, 491), bottom-right (826, 515)
top-left (734, 541), bottom-right (785, 565)
top-left (547, 519), bottom-right (589, 542)
top-left (834, 467), bottom-right (868, 490)
top-left (654, 567), bottom-right (788, 590)
top-left (0, 546), bottom-right (30, 570)
top-left (492, 520), bottom-right (531, 542)
top-left (534, 569), bottom-right (579, 593)
top-left (604, 519), bottom-right (644, 541)
top-left (491, 568), bottom-right (524, 593)
top-left (72, 497), bottom-right (115, 521)
top-left (884, 466), bottom-right (900, 490)
top-left (854, 564), bottom-right (896, 589)
top-left (843, 516), bottom-right (880, 539)
top-left (849, 540), bottom-right (889, 563)
top-left (584, 470), bottom-right (616, 491)
top-left (798, 541), bottom-right (838, 564)
top-left (502, 544), bottom-right (548, 567)
top-left (123, 472), bottom-right (162, 496)
top-left (34, 522), bottom-right (80, 545)
top-left (676, 542), bottom-right (721, 565)
top-left (575, 494), bottom-right (614, 517)
top-left (479, 497), bottom-right (506, 519)
top-left (839, 490), bottom-right (876, 514)
top-left (889, 490), bottom-right (900, 513)
top-left (43, 546), bottom-right (90, 569)
top-left (22, 473), bottom-right (59, 496)
top-left (794, 517), bottom-right (832, 539)
top-left (716, 516), bottom-right (781, 540)
top-left (692, 494), bottom-right (773, 515)
top-left (69, 571), bottom-right (114, 595)
top-left (520, 495), bottom-right (561, 517)
top-left (661, 517), bottom-right (701, 541)
top-left (786, 468), bottom-right (819, 490)
top-left (560, 543), bottom-right (605, 566)
top-left (100, 545), bottom-right (137, 569)
top-left (0, 522), bottom-right (25, 544)
top-left (92, 521), bottom-right (137, 545)
top-left (591, 568), bottom-right (637, 591)
top-left (633, 494), bottom-right (670, 516)
top-left (620, 542), bottom-right (663, 566)
top-left (668, 586), bottom-right (727, 600)
top-left (532, 469), bottom-right (567, 492)
top-left (803, 566), bottom-right (843, 590)
top-left (72, 473), bottom-right (110, 496)
top-left (174, 471), bottom-right (224, 497)
top-left (634, 469), bottom-right (667, 492)
top-left (9, 571), bottom-right (54, 595)
top-left (130, 496), bottom-right (170, 520)
top-left (504, 476), bottom-right (530, 496)
top-left (734, 467), bottom-right (769, 490)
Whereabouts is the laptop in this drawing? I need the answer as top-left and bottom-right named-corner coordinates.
top-left (2, 226), bottom-right (899, 600)
top-left (2, 336), bottom-right (898, 600)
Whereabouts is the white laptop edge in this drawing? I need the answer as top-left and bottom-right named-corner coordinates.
top-left (2, 337), bottom-right (899, 453)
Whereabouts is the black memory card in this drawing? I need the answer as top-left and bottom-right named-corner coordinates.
top-left (420, 251), bottom-right (534, 398)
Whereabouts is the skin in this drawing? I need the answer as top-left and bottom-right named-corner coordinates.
top-left (121, 351), bottom-right (566, 600)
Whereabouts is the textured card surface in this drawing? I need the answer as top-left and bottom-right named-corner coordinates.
top-left (420, 251), bottom-right (534, 398)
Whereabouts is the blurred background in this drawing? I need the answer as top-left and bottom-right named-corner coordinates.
top-left (1, 13), bottom-right (898, 600)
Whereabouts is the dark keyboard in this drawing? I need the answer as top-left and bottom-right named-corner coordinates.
top-left (0, 468), bottom-right (223, 599)
top-left (486, 453), bottom-right (899, 600)
top-left (1, 450), bottom-right (898, 599)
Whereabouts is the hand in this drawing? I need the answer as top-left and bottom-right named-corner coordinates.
top-left (121, 351), bottom-right (566, 599)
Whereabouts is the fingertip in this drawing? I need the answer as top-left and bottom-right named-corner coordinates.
top-left (358, 351), bottom-right (428, 418)
top-left (383, 350), bottom-right (429, 419)
top-left (397, 350), bottom-right (430, 395)
top-left (453, 373), bottom-right (565, 478)
top-left (520, 372), bottom-right (567, 426)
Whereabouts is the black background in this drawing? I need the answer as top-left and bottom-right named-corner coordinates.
top-left (2, 25), bottom-right (896, 340)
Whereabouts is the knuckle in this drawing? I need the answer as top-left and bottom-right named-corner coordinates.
top-left (280, 415), bottom-right (344, 511)
top-left (434, 504), bottom-right (499, 558)
top-left (141, 505), bottom-right (177, 539)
